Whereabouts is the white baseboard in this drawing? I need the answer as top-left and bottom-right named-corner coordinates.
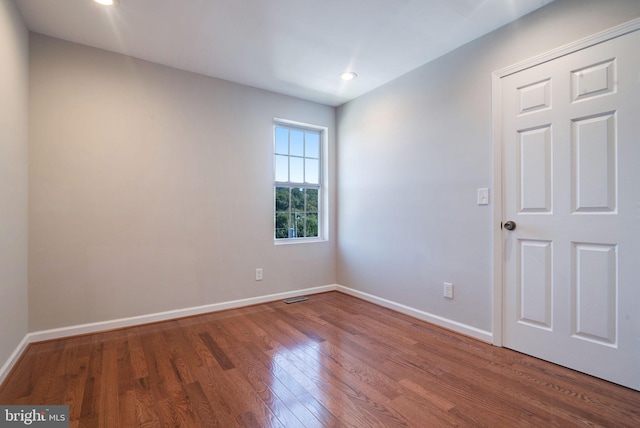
top-left (336, 285), bottom-right (493, 343)
top-left (0, 334), bottom-right (30, 386)
top-left (29, 284), bottom-right (338, 343)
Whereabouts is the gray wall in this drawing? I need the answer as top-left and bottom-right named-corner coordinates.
top-left (336, 0), bottom-right (640, 333)
top-left (28, 35), bottom-right (336, 331)
top-left (0, 0), bottom-right (29, 367)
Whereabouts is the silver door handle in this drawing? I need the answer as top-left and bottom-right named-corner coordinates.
top-left (504, 221), bottom-right (516, 231)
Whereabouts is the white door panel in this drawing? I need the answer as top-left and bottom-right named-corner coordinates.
top-left (501, 30), bottom-right (640, 390)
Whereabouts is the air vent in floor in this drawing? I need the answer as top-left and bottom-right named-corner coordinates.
top-left (283, 296), bottom-right (309, 304)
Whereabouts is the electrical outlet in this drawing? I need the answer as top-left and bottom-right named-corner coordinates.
top-left (255, 268), bottom-right (263, 281)
top-left (444, 282), bottom-right (454, 299)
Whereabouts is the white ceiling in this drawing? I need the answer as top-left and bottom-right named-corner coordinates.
top-left (15, 0), bottom-right (555, 106)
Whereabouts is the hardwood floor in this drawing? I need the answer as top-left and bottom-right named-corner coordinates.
top-left (1, 291), bottom-right (639, 427)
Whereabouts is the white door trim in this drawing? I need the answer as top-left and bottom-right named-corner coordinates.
top-left (491, 17), bottom-right (640, 347)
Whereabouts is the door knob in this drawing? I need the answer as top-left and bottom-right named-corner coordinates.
top-left (504, 221), bottom-right (516, 231)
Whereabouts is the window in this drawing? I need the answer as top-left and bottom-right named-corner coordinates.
top-left (274, 121), bottom-right (323, 241)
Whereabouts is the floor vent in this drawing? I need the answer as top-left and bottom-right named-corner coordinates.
top-left (283, 296), bottom-right (309, 304)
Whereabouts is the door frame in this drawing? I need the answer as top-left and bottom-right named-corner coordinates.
top-left (491, 17), bottom-right (640, 347)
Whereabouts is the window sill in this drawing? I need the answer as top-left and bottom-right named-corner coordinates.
top-left (274, 237), bottom-right (326, 246)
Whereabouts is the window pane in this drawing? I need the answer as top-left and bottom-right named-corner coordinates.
top-left (275, 187), bottom-right (289, 212)
top-left (275, 127), bottom-right (289, 154)
top-left (305, 159), bottom-right (319, 184)
top-left (294, 212), bottom-right (305, 238)
top-left (275, 213), bottom-right (289, 239)
top-left (287, 218), bottom-right (296, 238)
top-left (290, 157), bottom-right (303, 183)
top-left (306, 213), bottom-right (318, 237)
top-left (290, 130), bottom-right (304, 156)
top-left (306, 188), bottom-right (318, 211)
top-left (291, 188), bottom-right (304, 211)
top-left (305, 132), bottom-right (320, 158)
top-left (275, 155), bottom-right (288, 181)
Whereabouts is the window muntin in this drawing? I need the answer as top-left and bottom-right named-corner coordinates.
top-left (274, 123), bottom-right (322, 240)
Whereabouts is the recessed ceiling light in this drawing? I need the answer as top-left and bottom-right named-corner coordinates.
top-left (340, 72), bottom-right (357, 81)
top-left (94, 0), bottom-right (114, 5)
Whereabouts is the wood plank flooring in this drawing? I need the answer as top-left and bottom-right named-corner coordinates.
top-left (1, 291), bottom-right (639, 427)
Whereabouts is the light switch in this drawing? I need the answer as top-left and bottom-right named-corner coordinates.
top-left (477, 188), bottom-right (489, 205)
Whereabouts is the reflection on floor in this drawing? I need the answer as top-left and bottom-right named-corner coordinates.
top-left (1, 291), bottom-right (639, 426)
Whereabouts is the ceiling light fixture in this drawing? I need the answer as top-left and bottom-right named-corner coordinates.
top-left (94, 0), bottom-right (114, 5)
top-left (340, 72), bottom-right (357, 81)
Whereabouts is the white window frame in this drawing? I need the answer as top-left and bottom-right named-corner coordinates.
top-left (273, 118), bottom-right (328, 244)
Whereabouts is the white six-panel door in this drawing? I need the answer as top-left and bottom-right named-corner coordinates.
top-left (501, 29), bottom-right (640, 390)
